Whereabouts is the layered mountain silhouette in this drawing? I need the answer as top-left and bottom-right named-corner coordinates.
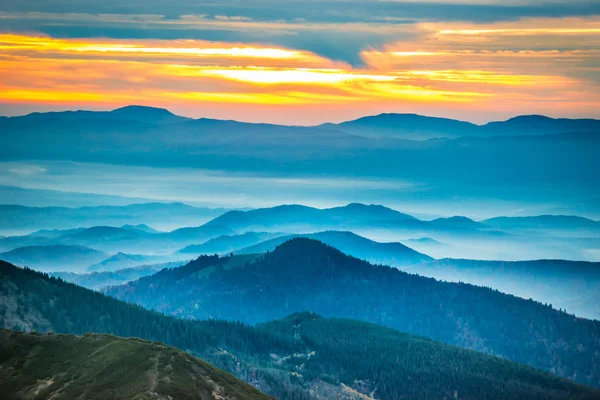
top-left (2, 202), bottom-right (599, 263)
top-left (50, 263), bottom-right (172, 290)
top-left (107, 238), bottom-right (600, 387)
top-left (235, 230), bottom-right (433, 265)
top-left (86, 252), bottom-right (168, 272)
top-left (402, 258), bottom-right (600, 321)
top-left (1, 259), bottom-right (599, 399)
top-left (178, 231), bottom-right (285, 255)
top-left (1, 107), bottom-right (597, 210)
top-left (0, 203), bottom-right (226, 232)
top-left (0, 245), bottom-right (108, 271)
top-left (322, 112), bottom-right (600, 139)
top-left (204, 203), bottom-right (439, 232)
top-left (483, 215), bottom-right (600, 234)
top-left (319, 113), bottom-right (480, 139)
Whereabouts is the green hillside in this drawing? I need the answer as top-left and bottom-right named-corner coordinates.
top-left (106, 239), bottom-right (600, 388)
top-left (1, 259), bottom-right (600, 399)
top-left (257, 313), bottom-right (599, 400)
top-left (0, 329), bottom-right (272, 400)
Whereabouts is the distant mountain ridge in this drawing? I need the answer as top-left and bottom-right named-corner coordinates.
top-left (402, 258), bottom-right (600, 321)
top-left (235, 230), bottom-right (433, 265)
top-left (87, 252), bottom-right (170, 272)
top-left (51, 263), bottom-right (173, 290)
top-left (178, 231), bottom-right (286, 255)
top-left (0, 202), bottom-right (227, 233)
top-left (2, 107), bottom-right (598, 214)
top-left (204, 203), bottom-right (419, 231)
top-left (5, 106), bottom-right (598, 138)
top-left (319, 113), bottom-right (479, 139)
top-left (484, 215), bottom-right (600, 231)
top-left (0, 185), bottom-right (157, 208)
top-left (322, 112), bottom-right (600, 139)
top-left (11, 105), bottom-right (190, 125)
top-left (2, 202), bottom-right (599, 261)
top-left (0, 244), bottom-right (108, 271)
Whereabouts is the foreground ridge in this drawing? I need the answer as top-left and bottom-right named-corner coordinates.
top-left (0, 328), bottom-right (273, 400)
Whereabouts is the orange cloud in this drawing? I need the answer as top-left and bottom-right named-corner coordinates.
top-left (1, 22), bottom-right (599, 124)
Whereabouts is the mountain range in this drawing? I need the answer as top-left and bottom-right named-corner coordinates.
top-left (178, 232), bottom-right (286, 256)
top-left (2, 106), bottom-right (598, 220)
top-left (106, 238), bottom-right (600, 388)
top-left (50, 263), bottom-right (175, 290)
top-left (0, 203), bottom-right (227, 234)
top-left (321, 113), bottom-right (600, 140)
top-left (0, 185), bottom-right (158, 208)
top-left (401, 258), bottom-right (600, 321)
top-left (0, 245), bottom-right (108, 272)
top-left (204, 203), bottom-right (418, 231)
top-left (0, 221), bottom-right (233, 255)
top-left (2, 201), bottom-right (599, 268)
top-left (1, 258), bottom-right (598, 399)
top-left (4, 221), bottom-right (598, 320)
top-left (235, 230), bottom-right (433, 265)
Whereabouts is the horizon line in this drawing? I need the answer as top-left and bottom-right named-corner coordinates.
top-left (2, 104), bottom-right (600, 127)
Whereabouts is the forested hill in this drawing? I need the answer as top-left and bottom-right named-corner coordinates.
top-left (257, 313), bottom-right (600, 400)
top-left (0, 329), bottom-right (273, 400)
top-left (2, 260), bottom-right (600, 399)
top-left (106, 238), bottom-right (600, 388)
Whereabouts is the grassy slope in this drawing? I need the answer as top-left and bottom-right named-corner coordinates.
top-left (0, 329), bottom-right (272, 400)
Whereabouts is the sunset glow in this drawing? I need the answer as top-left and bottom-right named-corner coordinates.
top-left (1, 8), bottom-right (599, 123)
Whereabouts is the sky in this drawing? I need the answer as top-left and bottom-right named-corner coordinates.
top-left (1, 0), bottom-right (600, 124)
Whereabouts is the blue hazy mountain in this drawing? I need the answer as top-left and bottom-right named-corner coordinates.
top-left (402, 258), bottom-right (600, 321)
top-left (235, 230), bottom-right (433, 265)
top-left (319, 113), bottom-right (479, 139)
top-left (53, 224), bottom-right (233, 254)
top-left (324, 112), bottom-right (600, 140)
top-left (178, 232), bottom-right (286, 255)
top-left (483, 215), bottom-right (600, 236)
top-left (0, 234), bottom-right (54, 253)
top-left (200, 204), bottom-right (520, 255)
top-left (86, 252), bottom-right (174, 272)
top-left (428, 216), bottom-right (488, 230)
top-left (120, 224), bottom-right (160, 234)
top-left (204, 203), bottom-right (418, 231)
top-left (27, 228), bottom-right (86, 238)
top-left (0, 185), bottom-right (156, 208)
top-left (403, 237), bottom-right (445, 245)
top-left (0, 203), bottom-right (227, 233)
top-left (2, 202), bottom-right (598, 260)
top-left (106, 238), bottom-right (600, 387)
top-left (108, 105), bottom-right (191, 124)
top-left (480, 115), bottom-right (600, 137)
top-left (0, 244), bottom-right (108, 271)
top-left (7, 105), bottom-right (189, 126)
top-left (2, 107), bottom-right (598, 219)
top-left (51, 261), bottom-right (184, 290)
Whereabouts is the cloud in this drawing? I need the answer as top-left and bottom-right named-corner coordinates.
top-left (2, 2), bottom-right (600, 63)
top-left (1, 3), bottom-right (599, 123)
top-left (8, 165), bottom-right (48, 176)
top-left (2, 1), bottom-right (599, 24)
